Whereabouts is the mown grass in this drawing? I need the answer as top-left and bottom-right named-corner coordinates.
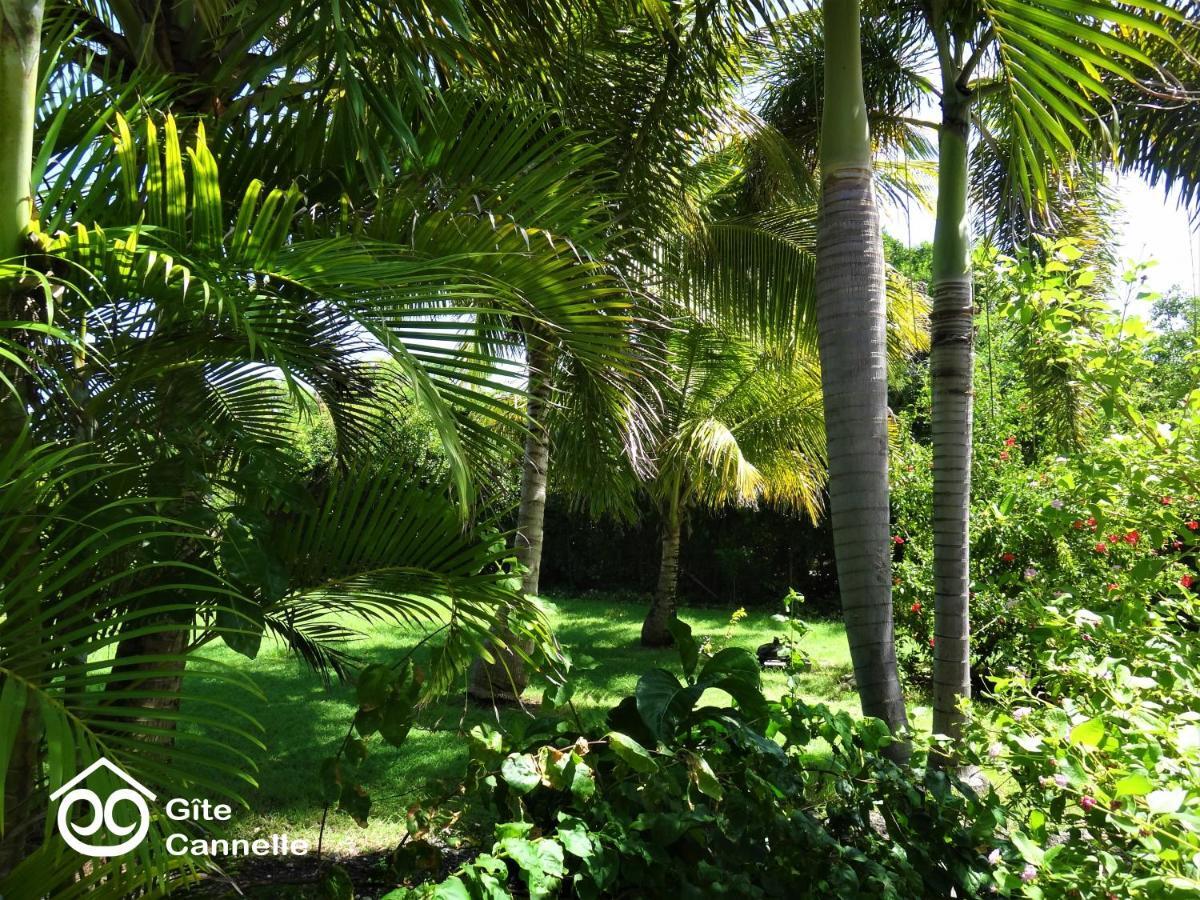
top-left (179, 595), bottom-right (926, 854)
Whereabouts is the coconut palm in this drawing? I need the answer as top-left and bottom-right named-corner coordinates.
top-left (638, 324), bottom-right (827, 646)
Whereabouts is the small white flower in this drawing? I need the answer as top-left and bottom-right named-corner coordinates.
top-left (988, 742), bottom-right (1004, 759)
top-left (1054, 773), bottom-right (1068, 788)
top-left (1051, 499), bottom-right (1064, 509)
top-left (1013, 706), bottom-right (1032, 721)
top-left (1024, 567), bottom-right (1038, 580)
top-left (987, 848), bottom-right (1001, 866)
top-left (1021, 864), bottom-right (1037, 883)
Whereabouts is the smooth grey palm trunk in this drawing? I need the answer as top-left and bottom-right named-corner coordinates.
top-left (814, 0), bottom-right (908, 756)
top-left (468, 341), bottom-right (552, 702)
top-left (929, 98), bottom-right (974, 751)
top-left (640, 508), bottom-right (681, 647)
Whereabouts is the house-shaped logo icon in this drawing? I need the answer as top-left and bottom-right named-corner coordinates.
top-left (51, 758), bottom-right (156, 858)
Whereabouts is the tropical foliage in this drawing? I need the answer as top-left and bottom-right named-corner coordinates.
top-left (1, 0), bottom-right (1199, 897)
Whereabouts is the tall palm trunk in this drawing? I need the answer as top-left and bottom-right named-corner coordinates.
top-left (0, 0), bottom-right (40, 443)
top-left (929, 86), bottom-right (974, 751)
top-left (814, 0), bottom-right (908, 755)
top-left (640, 505), bottom-right (681, 647)
top-left (468, 340), bottom-right (552, 702)
top-left (0, 0), bottom-right (44, 877)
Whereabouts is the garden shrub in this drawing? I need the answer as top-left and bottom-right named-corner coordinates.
top-left (372, 618), bottom-right (1000, 899)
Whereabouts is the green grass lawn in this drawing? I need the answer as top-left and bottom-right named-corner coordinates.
top-left (180, 595), bottom-right (927, 854)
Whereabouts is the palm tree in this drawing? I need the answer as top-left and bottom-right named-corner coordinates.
top-left (1, 29), bottom-right (641, 885)
top-left (653, 11), bottom-right (929, 732)
top-left (638, 324), bottom-right (828, 646)
top-left (812, 0), bottom-right (909, 748)
top-left (766, 0), bottom-right (1185, 752)
top-left (904, 0), bottom-right (1181, 752)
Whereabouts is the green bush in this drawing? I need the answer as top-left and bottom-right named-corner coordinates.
top-left (376, 617), bottom-right (999, 899)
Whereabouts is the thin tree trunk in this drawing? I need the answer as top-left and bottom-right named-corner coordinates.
top-left (815, 0), bottom-right (909, 758)
top-left (468, 340), bottom-right (552, 702)
top-left (641, 507), bottom-right (681, 647)
top-left (929, 88), bottom-right (975, 754)
top-left (0, 1), bottom-right (44, 878)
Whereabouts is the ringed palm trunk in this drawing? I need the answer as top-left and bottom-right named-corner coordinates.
top-left (814, 0), bottom-right (908, 756)
top-left (929, 89), bottom-right (975, 753)
top-left (640, 505), bottom-right (682, 647)
top-left (0, 0), bottom-right (44, 877)
top-left (468, 340), bottom-right (552, 702)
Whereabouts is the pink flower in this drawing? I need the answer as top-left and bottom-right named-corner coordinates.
top-left (910, 602), bottom-right (922, 614)
top-left (1005, 436), bottom-right (1017, 447)
top-left (1108, 534), bottom-right (1120, 544)
top-left (1002, 552), bottom-right (1016, 563)
top-left (1187, 520), bottom-right (1199, 531)
top-left (1094, 542), bottom-right (1108, 554)
top-left (1051, 499), bottom-right (1064, 509)
top-left (1080, 795), bottom-right (1097, 811)
top-left (1087, 516), bottom-right (1097, 529)
top-left (1183, 575), bottom-right (1196, 589)
top-left (1107, 583), bottom-right (1120, 592)
top-left (892, 535), bottom-right (905, 545)
top-left (1162, 496), bottom-right (1173, 506)
top-left (1125, 530), bottom-right (1140, 545)
top-left (1054, 773), bottom-right (1068, 788)
top-left (999, 451), bottom-right (1010, 461)
top-left (1174, 540), bottom-right (1185, 550)
top-left (1021, 864), bottom-right (1037, 883)
top-left (928, 637), bottom-right (935, 648)
top-left (1023, 567), bottom-right (1038, 580)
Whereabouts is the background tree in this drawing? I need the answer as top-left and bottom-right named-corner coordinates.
top-left (636, 324), bottom-right (827, 646)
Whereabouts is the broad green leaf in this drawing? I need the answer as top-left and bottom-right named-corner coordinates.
top-left (606, 732), bottom-right (658, 773)
top-left (1012, 831), bottom-right (1045, 866)
top-left (1116, 774), bottom-right (1155, 797)
top-left (501, 753), bottom-right (542, 794)
top-left (1069, 717), bottom-right (1104, 748)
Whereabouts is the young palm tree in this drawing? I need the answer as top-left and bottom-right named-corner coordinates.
top-left (638, 324), bottom-right (827, 646)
